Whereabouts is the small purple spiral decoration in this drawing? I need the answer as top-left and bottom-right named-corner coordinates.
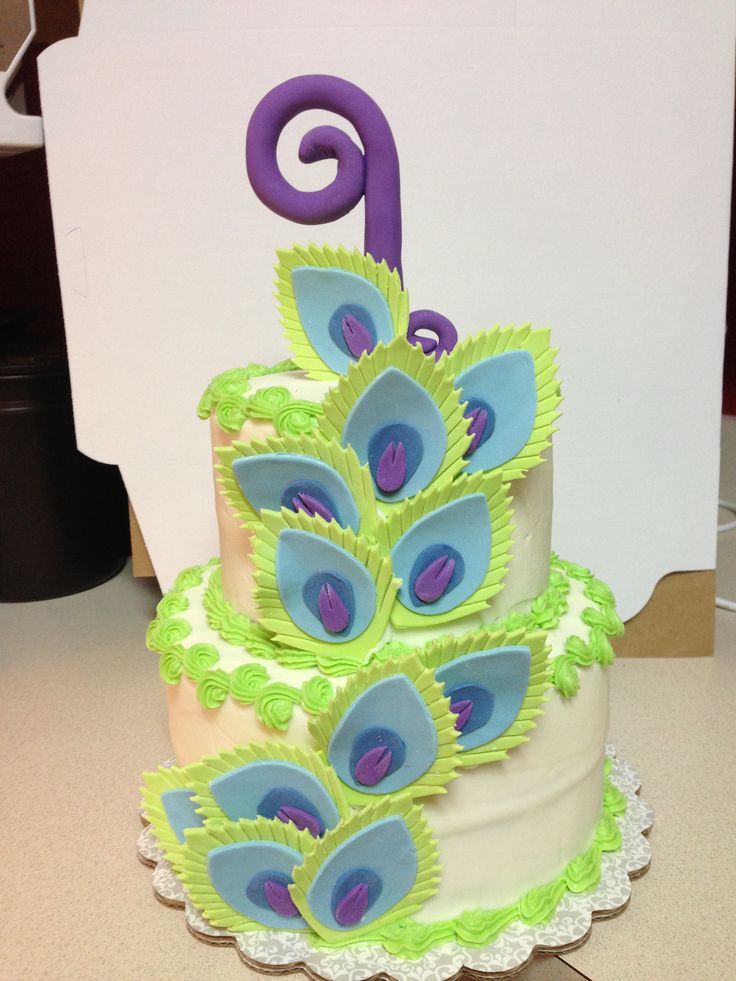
top-left (407, 309), bottom-right (458, 359)
top-left (246, 75), bottom-right (403, 280)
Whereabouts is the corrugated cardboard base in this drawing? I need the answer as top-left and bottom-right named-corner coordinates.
top-left (612, 569), bottom-right (715, 658)
top-left (129, 507), bottom-right (715, 657)
top-left (129, 502), bottom-right (155, 578)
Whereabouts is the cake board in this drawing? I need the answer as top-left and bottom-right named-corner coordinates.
top-left (137, 746), bottom-right (652, 981)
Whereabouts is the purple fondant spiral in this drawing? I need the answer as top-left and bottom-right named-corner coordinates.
top-left (246, 75), bottom-right (403, 280)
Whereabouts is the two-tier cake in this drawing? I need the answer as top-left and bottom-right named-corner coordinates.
top-left (141, 74), bottom-right (629, 962)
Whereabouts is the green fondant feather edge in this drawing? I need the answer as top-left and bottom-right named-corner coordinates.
top-left (276, 245), bottom-right (410, 380)
top-left (445, 325), bottom-right (562, 481)
top-left (308, 653), bottom-right (462, 804)
top-left (187, 741), bottom-right (350, 824)
top-left (290, 797), bottom-right (439, 945)
top-left (317, 337), bottom-right (472, 508)
top-left (215, 432), bottom-right (379, 535)
top-left (378, 471), bottom-right (513, 628)
top-left (420, 625), bottom-right (551, 766)
top-left (252, 509), bottom-right (400, 662)
top-left (179, 817), bottom-right (314, 933)
top-left (141, 764), bottom-right (203, 875)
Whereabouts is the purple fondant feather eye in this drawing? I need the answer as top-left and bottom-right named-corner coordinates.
top-left (376, 441), bottom-right (407, 493)
top-left (263, 879), bottom-right (301, 918)
top-left (413, 554), bottom-right (456, 604)
top-left (276, 805), bottom-right (323, 838)
top-left (354, 746), bottom-right (393, 786)
top-left (465, 408), bottom-right (489, 455)
top-left (342, 313), bottom-right (375, 358)
top-left (334, 882), bottom-right (370, 926)
top-left (318, 582), bottom-right (350, 633)
top-left (450, 698), bottom-right (474, 732)
top-left (291, 492), bottom-right (334, 522)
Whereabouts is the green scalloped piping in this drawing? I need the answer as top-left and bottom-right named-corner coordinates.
top-left (329, 756), bottom-right (628, 959)
top-left (253, 682), bottom-right (302, 730)
top-left (378, 471), bottom-right (513, 629)
top-left (444, 324), bottom-right (562, 482)
top-left (198, 360), bottom-right (297, 429)
top-left (228, 664), bottom-right (269, 703)
top-left (146, 561), bottom-right (334, 724)
top-left (318, 336), bottom-right (472, 510)
top-left (300, 676), bottom-right (335, 715)
top-left (210, 386), bottom-right (323, 436)
top-left (276, 245), bottom-right (410, 380)
top-left (216, 432), bottom-right (378, 534)
top-left (419, 626), bottom-right (550, 766)
top-left (151, 553), bottom-right (618, 723)
top-left (188, 741), bottom-right (350, 825)
top-left (290, 797), bottom-right (439, 944)
top-left (179, 817), bottom-right (315, 933)
top-left (547, 555), bottom-right (623, 698)
top-left (308, 653), bottom-right (462, 804)
top-left (199, 384), bottom-right (326, 439)
top-left (147, 560), bottom-right (219, 684)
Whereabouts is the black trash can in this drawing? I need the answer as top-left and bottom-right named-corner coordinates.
top-left (0, 353), bottom-right (129, 601)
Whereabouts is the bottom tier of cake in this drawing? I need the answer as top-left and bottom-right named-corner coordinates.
top-left (144, 555), bottom-right (624, 952)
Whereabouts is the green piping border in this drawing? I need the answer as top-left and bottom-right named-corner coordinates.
top-left (146, 562), bottom-right (333, 729)
top-left (197, 361), bottom-right (325, 435)
top-left (310, 759), bottom-right (627, 958)
top-left (547, 555), bottom-right (623, 697)
top-left (148, 554), bottom-right (622, 719)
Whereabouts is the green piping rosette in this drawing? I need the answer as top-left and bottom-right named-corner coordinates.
top-left (187, 741), bottom-right (350, 824)
top-left (289, 797), bottom-right (439, 945)
top-left (445, 325), bottom-right (562, 481)
top-left (317, 336), bottom-right (472, 507)
top-left (308, 653), bottom-right (462, 804)
top-left (141, 764), bottom-right (201, 874)
top-left (253, 508), bottom-right (400, 663)
top-left (179, 817), bottom-right (315, 933)
top-left (420, 626), bottom-right (550, 766)
top-left (197, 360), bottom-right (297, 431)
top-left (377, 471), bottom-right (513, 628)
top-left (215, 432), bottom-right (379, 535)
top-left (548, 554), bottom-right (622, 697)
top-left (276, 245), bottom-right (409, 380)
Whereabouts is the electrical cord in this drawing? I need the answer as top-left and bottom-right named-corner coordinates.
top-left (716, 498), bottom-right (736, 611)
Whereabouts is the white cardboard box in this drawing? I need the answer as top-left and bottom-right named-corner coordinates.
top-left (38, 1), bottom-right (734, 621)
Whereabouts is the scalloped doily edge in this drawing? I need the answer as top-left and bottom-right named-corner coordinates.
top-left (137, 744), bottom-right (653, 981)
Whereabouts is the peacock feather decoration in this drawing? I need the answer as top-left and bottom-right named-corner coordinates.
top-left (210, 71), bottom-right (562, 671)
top-left (142, 620), bottom-right (551, 940)
top-left (142, 74), bottom-right (569, 942)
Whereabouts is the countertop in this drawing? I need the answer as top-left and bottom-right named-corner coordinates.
top-left (3, 417), bottom-right (735, 981)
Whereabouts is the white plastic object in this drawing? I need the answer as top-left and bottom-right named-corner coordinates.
top-left (0, 0), bottom-right (43, 156)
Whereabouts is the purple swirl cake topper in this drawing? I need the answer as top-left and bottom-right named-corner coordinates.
top-left (246, 74), bottom-right (403, 280)
top-left (246, 74), bottom-right (457, 357)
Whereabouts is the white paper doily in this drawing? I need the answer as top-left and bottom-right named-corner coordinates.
top-left (138, 744), bottom-right (653, 981)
